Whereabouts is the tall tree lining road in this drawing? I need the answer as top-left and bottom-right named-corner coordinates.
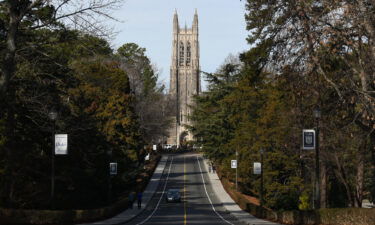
top-left (127, 153), bottom-right (241, 225)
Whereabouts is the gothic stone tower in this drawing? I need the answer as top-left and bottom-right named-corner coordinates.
top-left (167, 9), bottom-right (201, 146)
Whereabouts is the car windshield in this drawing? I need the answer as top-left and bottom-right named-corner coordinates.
top-left (167, 189), bottom-right (179, 195)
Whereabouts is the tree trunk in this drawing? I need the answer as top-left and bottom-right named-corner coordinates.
top-left (0, 1), bottom-right (19, 94)
top-left (354, 141), bottom-right (367, 208)
top-left (333, 154), bottom-right (355, 207)
top-left (1, 1), bottom-right (21, 207)
top-left (355, 155), bottom-right (364, 207)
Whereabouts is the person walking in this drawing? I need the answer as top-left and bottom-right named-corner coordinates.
top-left (128, 192), bottom-right (135, 209)
top-left (137, 191), bottom-right (143, 209)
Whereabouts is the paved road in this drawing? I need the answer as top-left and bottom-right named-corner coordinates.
top-left (124, 153), bottom-right (242, 225)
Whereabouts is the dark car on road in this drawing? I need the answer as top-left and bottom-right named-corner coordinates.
top-left (166, 189), bottom-right (181, 203)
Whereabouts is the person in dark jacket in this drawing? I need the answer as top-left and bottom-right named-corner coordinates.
top-left (137, 192), bottom-right (143, 209)
top-left (128, 192), bottom-right (135, 209)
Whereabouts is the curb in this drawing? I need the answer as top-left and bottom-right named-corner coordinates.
top-left (120, 155), bottom-right (169, 224)
top-left (202, 158), bottom-right (280, 225)
top-left (79, 155), bottom-right (169, 225)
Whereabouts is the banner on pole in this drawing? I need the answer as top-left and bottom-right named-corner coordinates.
top-left (254, 162), bottom-right (261, 175)
top-left (55, 134), bottom-right (68, 155)
top-left (231, 160), bottom-right (237, 169)
top-left (110, 163), bottom-right (117, 175)
top-left (303, 129), bottom-right (315, 150)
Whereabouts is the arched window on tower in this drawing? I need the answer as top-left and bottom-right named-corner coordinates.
top-left (179, 42), bottom-right (184, 66)
top-left (186, 42), bottom-right (191, 66)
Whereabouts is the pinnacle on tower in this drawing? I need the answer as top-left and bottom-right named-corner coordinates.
top-left (193, 9), bottom-right (198, 32)
top-left (173, 9), bottom-right (179, 33)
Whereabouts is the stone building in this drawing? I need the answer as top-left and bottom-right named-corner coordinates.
top-left (167, 10), bottom-right (201, 146)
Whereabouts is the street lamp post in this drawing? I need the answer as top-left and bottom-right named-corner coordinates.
top-left (107, 149), bottom-right (113, 204)
top-left (260, 148), bottom-right (264, 207)
top-left (235, 151), bottom-right (238, 191)
top-left (313, 107), bottom-right (321, 209)
top-left (48, 110), bottom-right (58, 207)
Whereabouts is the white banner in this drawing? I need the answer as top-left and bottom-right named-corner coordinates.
top-left (231, 160), bottom-right (237, 169)
top-left (55, 134), bottom-right (68, 155)
top-left (253, 162), bottom-right (261, 175)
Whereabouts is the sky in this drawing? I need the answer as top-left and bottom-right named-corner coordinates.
top-left (108, 0), bottom-right (249, 89)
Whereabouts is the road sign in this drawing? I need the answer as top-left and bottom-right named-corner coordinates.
top-left (303, 129), bottom-right (315, 150)
top-left (153, 145), bottom-right (157, 151)
top-left (55, 134), bottom-right (68, 155)
top-left (110, 163), bottom-right (117, 175)
top-left (254, 162), bottom-right (261, 175)
top-left (231, 160), bottom-right (237, 169)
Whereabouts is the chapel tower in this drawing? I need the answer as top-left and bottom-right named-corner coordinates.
top-left (167, 9), bottom-right (201, 146)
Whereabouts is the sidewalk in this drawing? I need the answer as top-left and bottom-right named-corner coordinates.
top-left (79, 155), bottom-right (169, 225)
top-left (202, 158), bottom-right (281, 225)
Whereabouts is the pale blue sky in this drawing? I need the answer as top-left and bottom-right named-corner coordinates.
top-left (109, 0), bottom-right (249, 89)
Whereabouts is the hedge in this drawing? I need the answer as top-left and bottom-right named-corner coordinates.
top-left (0, 154), bottom-right (161, 225)
top-left (218, 168), bottom-right (375, 225)
top-left (0, 197), bottom-right (129, 225)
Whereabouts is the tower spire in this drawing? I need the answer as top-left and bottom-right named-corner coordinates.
top-left (173, 9), bottom-right (179, 33)
top-left (193, 9), bottom-right (198, 33)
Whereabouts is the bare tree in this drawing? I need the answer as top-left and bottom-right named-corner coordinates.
top-left (246, 0), bottom-right (374, 132)
top-left (245, 0), bottom-right (375, 207)
top-left (118, 57), bottom-right (173, 144)
top-left (0, 0), bottom-right (123, 95)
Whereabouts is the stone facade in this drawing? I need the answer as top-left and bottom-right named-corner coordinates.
top-left (167, 10), bottom-right (201, 146)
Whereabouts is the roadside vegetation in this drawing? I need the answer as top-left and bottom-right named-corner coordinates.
top-left (0, 1), bottom-right (171, 210)
top-left (0, 0), bottom-right (374, 219)
top-left (189, 0), bottom-right (375, 211)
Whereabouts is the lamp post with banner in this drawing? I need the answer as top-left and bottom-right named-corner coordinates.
top-left (235, 151), bottom-right (238, 190)
top-left (260, 148), bottom-right (264, 207)
top-left (253, 161), bottom-right (262, 206)
top-left (107, 149), bottom-right (113, 204)
top-left (313, 107), bottom-right (321, 209)
top-left (231, 151), bottom-right (239, 190)
top-left (48, 110), bottom-right (57, 207)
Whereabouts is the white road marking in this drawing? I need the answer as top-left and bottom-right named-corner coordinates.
top-left (196, 156), bottom-right (234, 225)
top-left (135, 156), bottom-right (174, 225)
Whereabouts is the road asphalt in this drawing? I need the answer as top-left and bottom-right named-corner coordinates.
top-left (79, 153), bottom-right (281, 225)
